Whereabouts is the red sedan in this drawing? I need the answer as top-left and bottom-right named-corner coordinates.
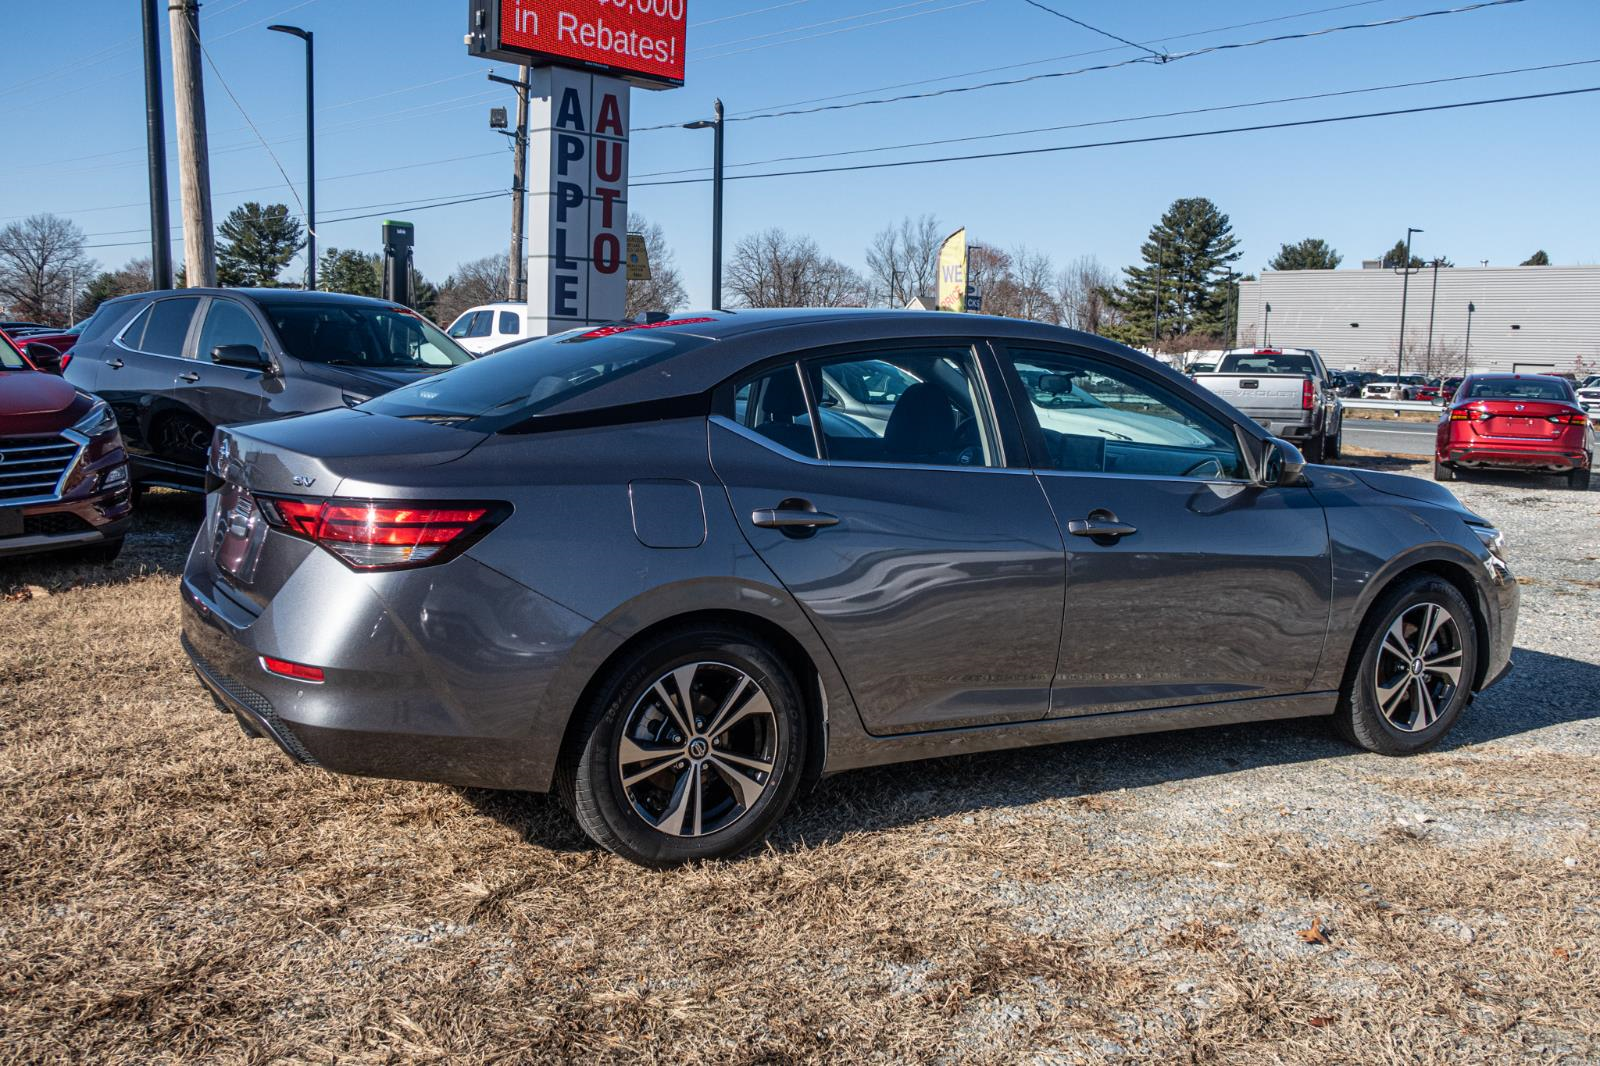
top-left (1435, 374), bottom-right (1594, 490)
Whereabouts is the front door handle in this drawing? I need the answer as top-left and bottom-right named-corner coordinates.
top-left (1068, 512), bottom-right (1138, 539)
top-left (107, 357), bottom-right (124, 370)
top-left (176, 371), bottom-right (201, 383)
top-left (752, 506), bottom-right (840, 530)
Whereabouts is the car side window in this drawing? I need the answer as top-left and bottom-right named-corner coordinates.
top-left (1006, 349), bottom-right (1246, 481)
top-left (446, 312), bottom-right (474, 338)
top-left (498, 311), bottom-right (521, 335)
top-left (730, 364), bottom-right (819, 460)
top-left (800, 347), bottom-right (998, 468)
top-left (197, 300), bottom-right (267, 362)
top-left (467, 311), bottom-right (492, 338)
top-left (126, 297), bottom-right (201, 357)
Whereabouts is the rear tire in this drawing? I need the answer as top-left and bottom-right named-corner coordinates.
top-left (1302, 434), bottom-right (1326, 464)
top-left (556, 625), bottom-right (807, 867)
top-left (1333, 575), bottom-right (1478, 756)
top-left (1567, 467), bottom-right (1591, 491)
top-left (1326, 429), bottom-right (1342, 460)
top-left (1433, 460), bottom-right (1455, 481)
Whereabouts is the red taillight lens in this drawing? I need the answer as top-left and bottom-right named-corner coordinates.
top-left (1301, 378), bottom-right (1314, 411)
top-left (260, 656), bottom-right (325, 683)
top-left (1449, 410), bottom-right (1471, 421)
top-left (1548, 413), bottom-right (1588, 425)
top-left (261, 498), bottom-right (502, 570)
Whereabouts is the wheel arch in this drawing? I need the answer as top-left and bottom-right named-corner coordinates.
top-left (1347, 553), bottom-right (1493, 693)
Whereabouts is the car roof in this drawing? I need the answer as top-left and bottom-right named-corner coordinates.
top-left (108, 287), bottom-right (406, 309)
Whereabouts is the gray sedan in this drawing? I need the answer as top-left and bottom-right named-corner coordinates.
top-left (180, 310), bottom-right (1517, 866)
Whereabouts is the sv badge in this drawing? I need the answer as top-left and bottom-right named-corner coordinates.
top-left (291, 474), bottom-right (317, 487)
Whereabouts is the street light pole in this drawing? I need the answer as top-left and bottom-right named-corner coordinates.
top-left (1395, 226), bottom-right (1422, 378)
top-left (1264, 302), bottom-right (1272, 347)
top-left (140, 0), bottom-right (172, 290)
top-left (1424, 257), bottom-right (1442, 371)
top-left (1151, 239), bottom-right (1164, 349)
top-left (683, 99), bottom-right (725, 311)
top-left (1464, 301), bottom-right (1476, 375)
top-left (268, 25), bottom-right (315, 289)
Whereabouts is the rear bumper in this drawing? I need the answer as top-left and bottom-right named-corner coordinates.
top-left (178, 530), bottom-right (593, 792)
top-left (1441, 442), bottom-right (1589, 472)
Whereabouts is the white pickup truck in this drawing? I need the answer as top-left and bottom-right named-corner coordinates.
top-left (1192, 347), bottom-right (1344, 462)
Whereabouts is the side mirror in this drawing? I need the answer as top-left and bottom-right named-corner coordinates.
top-left (24, 342), bottom-right (63, 374)
top-left (211, 343), bottom-right (270, 370)
top-left (1257, 436), bottom-right (1307, 487)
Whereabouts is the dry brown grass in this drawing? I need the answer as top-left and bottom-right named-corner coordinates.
top-left (2, 492), bottom-right (1597, 1063)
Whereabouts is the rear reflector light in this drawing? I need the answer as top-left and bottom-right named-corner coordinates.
top-left (260, 656), bottom-right (325, 683)
top-left (1302, 378), bottom-right (1314, 410)
top-left (261, 497), bottom-right (504, 570)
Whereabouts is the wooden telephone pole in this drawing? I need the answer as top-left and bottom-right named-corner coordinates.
top-left (169, 0), bottom-right (216, 287)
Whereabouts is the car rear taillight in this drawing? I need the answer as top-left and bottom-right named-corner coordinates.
top-left (261, 498), bottom-right (506, 570)
top-left (1302, 378), bottom-right (1314, 410)
top-left (260, 656), bottom-right (325, 683)
top-left (1547, 413), bottom-right (1588, 425)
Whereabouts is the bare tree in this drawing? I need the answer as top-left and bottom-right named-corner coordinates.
top-left (1010, 246), bottom-right (1061, 324)
top-left (727, 229), bottom-right (866, 308)
top-left (434, 253), bottom-right (508, 326)
top-left (624, 217), bottom-right (689, 318)
top-left (1056, 255), bottom-right (1119, 334)
top-left (0, 214), bottom-right (94, 324)
top-left (864, 214), bottom-right (942, 306)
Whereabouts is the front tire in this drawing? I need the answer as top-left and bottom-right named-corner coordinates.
top-left (1334, 575), bottom-right (1478, 756)
top-left (557, 625), bottom-right (807, 867)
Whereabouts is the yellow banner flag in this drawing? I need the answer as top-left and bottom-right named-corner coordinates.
top-left (936, 227), bottom-right (967, 312)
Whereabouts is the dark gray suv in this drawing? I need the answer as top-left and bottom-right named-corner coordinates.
top-left (64, 289), bottom-right (473, 493)
top-left (180, 310), bottom-right (1518, 866)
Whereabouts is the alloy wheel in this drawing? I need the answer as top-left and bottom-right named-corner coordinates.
top-left (616, 661), bottom-right (779, 837)
top-left (1374, 602), bottom-right (1463, 732)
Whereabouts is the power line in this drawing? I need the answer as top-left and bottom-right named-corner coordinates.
top-left (634, 0), bottom-right (1521, 129)
top-left (691, 0), bottom-right (814, 28)
top-left (695, 0), bottom-right (987, 62)
top-left (1017, 0), bottom-right (1167, 60)
top-left (632, 58), bottom-right (1600, 178)
top-left (631, 85), bottom-right (1599, 187)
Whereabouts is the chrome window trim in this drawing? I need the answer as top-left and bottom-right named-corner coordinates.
top-left (709, 414), bottom-right (1036, 477)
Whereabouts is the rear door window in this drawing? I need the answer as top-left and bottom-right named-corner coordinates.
top-left (125, 297), bottom-right (201, 357)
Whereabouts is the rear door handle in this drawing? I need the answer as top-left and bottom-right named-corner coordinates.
top-left (752, 507), bottom-right (840, 530)
top-left (1068, 515), bottom-right (1138, 539)
top-left (177, 371), bottom-right (201, 383)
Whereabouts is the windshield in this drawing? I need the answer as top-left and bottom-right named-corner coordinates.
top-left (255, 298), bottom-right (473, 369)
top-left (0, 332), bottom-right (25, 370)
top-left (1218, 351), bottom-right (1316, 375)
top-left (360, 319), bottom-right (717, 430)
top-left (1465, 377), bottom-right (1573, 402)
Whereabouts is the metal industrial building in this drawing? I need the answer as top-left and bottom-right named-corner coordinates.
top-left (1235, 265), bottom-right (1600, 377)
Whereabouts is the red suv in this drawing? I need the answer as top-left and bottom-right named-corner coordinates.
top-left (1435, 373), bottom-right (1594, 490)
top-left (1, 331), bottom-right (133, 562)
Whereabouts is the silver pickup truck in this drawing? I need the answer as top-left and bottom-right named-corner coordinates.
top-left (1192, 347), bottom-right (1344, 462)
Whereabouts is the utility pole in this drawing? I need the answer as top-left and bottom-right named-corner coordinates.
top-left (141, 0), bottom-right (172, 290)
top-left (169, 0), bottom-right (216, 287)
top-left (489, 67), bottom-right (532, 302)
top-left (684, 99), bottom-right (725, 310)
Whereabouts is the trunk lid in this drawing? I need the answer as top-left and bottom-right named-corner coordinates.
top-left (1467, 400), bottom-right (1576, 440)
top-left (202, 407), bottom-right (489, 611)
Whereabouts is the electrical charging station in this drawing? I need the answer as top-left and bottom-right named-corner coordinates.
top-left (466, 1), bottom-right (686, 335)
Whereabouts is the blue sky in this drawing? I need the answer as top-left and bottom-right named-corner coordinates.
top-left (3, 0), bottom-right (1597, 306)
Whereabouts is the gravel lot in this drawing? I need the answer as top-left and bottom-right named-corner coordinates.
top-left (2, 459), bottom-right (1596, 1063)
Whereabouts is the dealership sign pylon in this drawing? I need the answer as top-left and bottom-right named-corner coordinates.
top-left (467, 0), bottom-right (686, 334)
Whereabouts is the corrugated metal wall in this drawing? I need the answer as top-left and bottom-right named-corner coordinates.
top-left (1235, 266), bottom-right (1600, 376)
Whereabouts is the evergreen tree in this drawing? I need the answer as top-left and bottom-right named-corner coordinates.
top-left (318, 247), bottom-right (381, 296)
top-left (1268, 237), bottom-right (1341, 271)
top-left (1520, 249), bottom-right (1550, 266)
top-left (1381, 239), bottom-right (1424, 269)
top-left (1107, 197), bottom-right (1241, 347)
top-left (216, 202), bottom-right (304, 287)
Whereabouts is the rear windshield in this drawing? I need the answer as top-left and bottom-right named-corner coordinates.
top-left (1217, 352), bottom-right (1316, 376)
top-left (255, 298), bottom-right (473, 370)
top-left (360, 321), bottom-right (717, 430)
top-left (1464, 377), bottom-right (1573, 402)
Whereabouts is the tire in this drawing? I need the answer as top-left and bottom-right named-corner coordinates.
top-left (556, 625), bottom-right (808, 867)
top-left (1433, 460), bottom-right (1455, 481)
top-left (1333, 575), bottom-right (1479, 756)
top-left (1326, 429), bottom-right (1342, 460)
top-left (1566, 467), bottom-right (1591, 491)
top-left (64, 537), bottom-right (124, 566)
